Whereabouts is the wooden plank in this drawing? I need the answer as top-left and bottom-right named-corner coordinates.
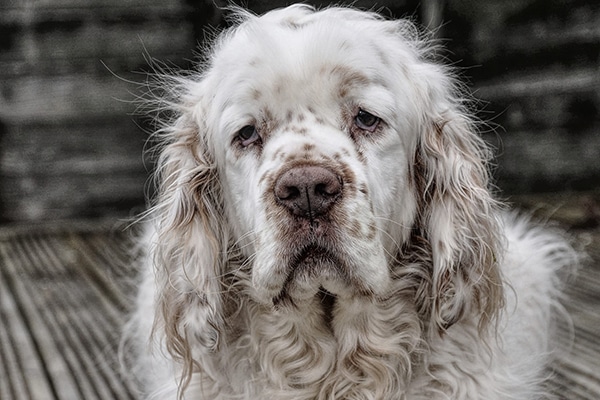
top-left (488, 130), bottom-right (600, 193)
top-left (0, 261), bottom-right (56, 400)
top-left (0, 238), bottom-right (83, 399)
top-left (0, 26), bottom-right (191, 77)
top-left (0, 0), bottom-right (187, 10)
top-left (0, 118), bottom-right (148, 222)
top-left (475, 68), bottom-right (598, 100)
top-left (0, 227), bottom-right (138, 399)
top-left (0, 174), bottom-right (146, 222)
top-left (0, 119), bottom-right (147, 176)
top-left (0, 1), bottom-right (193, 78)
top-left (0, 75), bottom-right (143, 123)
top-left (66, 231), bottom-right (139, 309)
top-left (27, 235), bottom-right (135, 399)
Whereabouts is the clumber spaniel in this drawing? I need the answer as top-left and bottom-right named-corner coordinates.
top-left (125, 5), bottom-right (576, 399)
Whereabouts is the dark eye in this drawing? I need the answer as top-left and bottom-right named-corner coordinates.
top-left (237, 125), bottom-right (260, 147)
top-left (354, 109), bottom-right (380, 132)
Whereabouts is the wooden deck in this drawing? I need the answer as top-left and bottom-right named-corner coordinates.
top-left (0, 194), bottom-right (599, 399)
top-left (0, 221), bottom-right (138, 399)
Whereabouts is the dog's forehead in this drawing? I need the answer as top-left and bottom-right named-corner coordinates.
top-left (212, 16), bottom-right (393, 110)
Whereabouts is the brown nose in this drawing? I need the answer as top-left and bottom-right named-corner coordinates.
top-left (274, 165), bottom-right (342, 218)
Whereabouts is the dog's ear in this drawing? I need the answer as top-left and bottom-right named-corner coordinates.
top-left (412, 69), bottom-right (504, 334)
top-left (148, 99), bottom-right (226, 386)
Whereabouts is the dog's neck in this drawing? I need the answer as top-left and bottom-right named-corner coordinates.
top-left (219, 282), bottom-right (422, 398)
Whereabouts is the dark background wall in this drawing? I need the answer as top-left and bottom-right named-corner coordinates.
top-left (0, 0), bottom-right (598, 223)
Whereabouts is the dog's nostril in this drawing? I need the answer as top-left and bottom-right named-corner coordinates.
top-left (274, 165), bottom-right (342, 217)
top-left (278, 185), bottom-right (301, 201)
top-left (314, 180), bottom-right (344, 197)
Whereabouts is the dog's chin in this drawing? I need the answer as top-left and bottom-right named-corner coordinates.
top-left (272, 245), bottom-right (361, 306)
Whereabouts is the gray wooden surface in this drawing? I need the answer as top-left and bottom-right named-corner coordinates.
top-left (0, 221), bottom-right (138, 399)
top-left (0, 194), bottom-right (599, 399)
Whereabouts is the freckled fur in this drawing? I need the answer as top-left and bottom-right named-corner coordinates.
top-left (123, 4), bottom-right (579, 400)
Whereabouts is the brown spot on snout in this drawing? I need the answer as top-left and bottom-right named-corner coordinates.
top-left (303, 143), bottom-right (315, 152)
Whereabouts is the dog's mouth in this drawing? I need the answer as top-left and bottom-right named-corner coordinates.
top-left (291, 245), bottom-right (340, 274)
top-left (273, 245), bottom-right (347, 304)
top-left (255, 226), bottom-right (388, 307)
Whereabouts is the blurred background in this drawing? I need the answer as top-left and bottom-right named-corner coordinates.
top-left (1, 0), bottom-right (599, 223)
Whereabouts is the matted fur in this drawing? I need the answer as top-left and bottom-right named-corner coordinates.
top-left (123, 5), bottom-right (577, 399)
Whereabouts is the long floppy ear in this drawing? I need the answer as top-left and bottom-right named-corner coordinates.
top-left (413, 75), bottom-right (504, 333)
top-left (148, 97), bottom-right (226, 386)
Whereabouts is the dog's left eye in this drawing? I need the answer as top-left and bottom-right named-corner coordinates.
top-left (354, 109), bottom-right (381, 132)
top-left (237, 125), bottom-right (261, 147)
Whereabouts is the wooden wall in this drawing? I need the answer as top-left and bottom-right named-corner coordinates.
top-left (0, 0), bottom-right (207, 222)
top-left (0, 0), bottom-right (599, 222)
top-left (442, 0), bottom-right (600, 193)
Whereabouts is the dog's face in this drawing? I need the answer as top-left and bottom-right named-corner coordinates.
top-left (198, 8), bottom-right (431, 305)
top-left (153, 8), bottom-right (502, 370)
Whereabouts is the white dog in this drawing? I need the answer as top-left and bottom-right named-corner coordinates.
top-left (125, 5), bottom-right (576, 399)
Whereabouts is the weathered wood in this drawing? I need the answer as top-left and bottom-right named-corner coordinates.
top-left (0, 0), bottom-right (194, 222)
top-left (0, 224), bottom-right (138, 399)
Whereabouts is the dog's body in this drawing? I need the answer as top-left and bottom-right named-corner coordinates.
top-left (125, 5), bottom-right (576, 399)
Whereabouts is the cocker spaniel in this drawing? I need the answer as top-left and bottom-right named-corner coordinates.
top-left (125, 5), bottom-right (576, 399)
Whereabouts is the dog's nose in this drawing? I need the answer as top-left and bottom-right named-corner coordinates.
top-left (274, 165), bottom-right (342, 217)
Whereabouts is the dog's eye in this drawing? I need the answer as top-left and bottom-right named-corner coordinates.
top-left (238, 125), bottom-right (260, 147)
top-left (354, 109), bottom-right (381, 132)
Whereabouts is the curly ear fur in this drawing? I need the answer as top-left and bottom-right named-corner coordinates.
top-left (414, 105), bottom-right (504, 333)
top-left (149, 110), bottom-right (227, 391)
top-left (383, 23), bottom-right (505, 334)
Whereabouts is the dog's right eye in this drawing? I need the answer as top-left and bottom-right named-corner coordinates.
top-left (354, 109), bottom-right (381, 132)
top-left (237, 125), bottom-right (261, 147)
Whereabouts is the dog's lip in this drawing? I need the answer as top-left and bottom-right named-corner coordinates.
top-left (291, 244), bottom-right (337, 271)
top-left (271, 245), bottom-right (343, 305)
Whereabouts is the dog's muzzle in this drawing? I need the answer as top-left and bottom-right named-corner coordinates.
top-left (274, 164), bottom-right (343, 219)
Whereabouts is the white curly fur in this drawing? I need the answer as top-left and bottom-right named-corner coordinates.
top-left (123, 5), bottom-right (577, 399)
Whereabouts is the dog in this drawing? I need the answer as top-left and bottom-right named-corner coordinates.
top-left (124, 5), bottom-right (576, 399)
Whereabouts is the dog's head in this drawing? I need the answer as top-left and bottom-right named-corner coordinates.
top-left (148, 3), bottom-right (503, 375)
